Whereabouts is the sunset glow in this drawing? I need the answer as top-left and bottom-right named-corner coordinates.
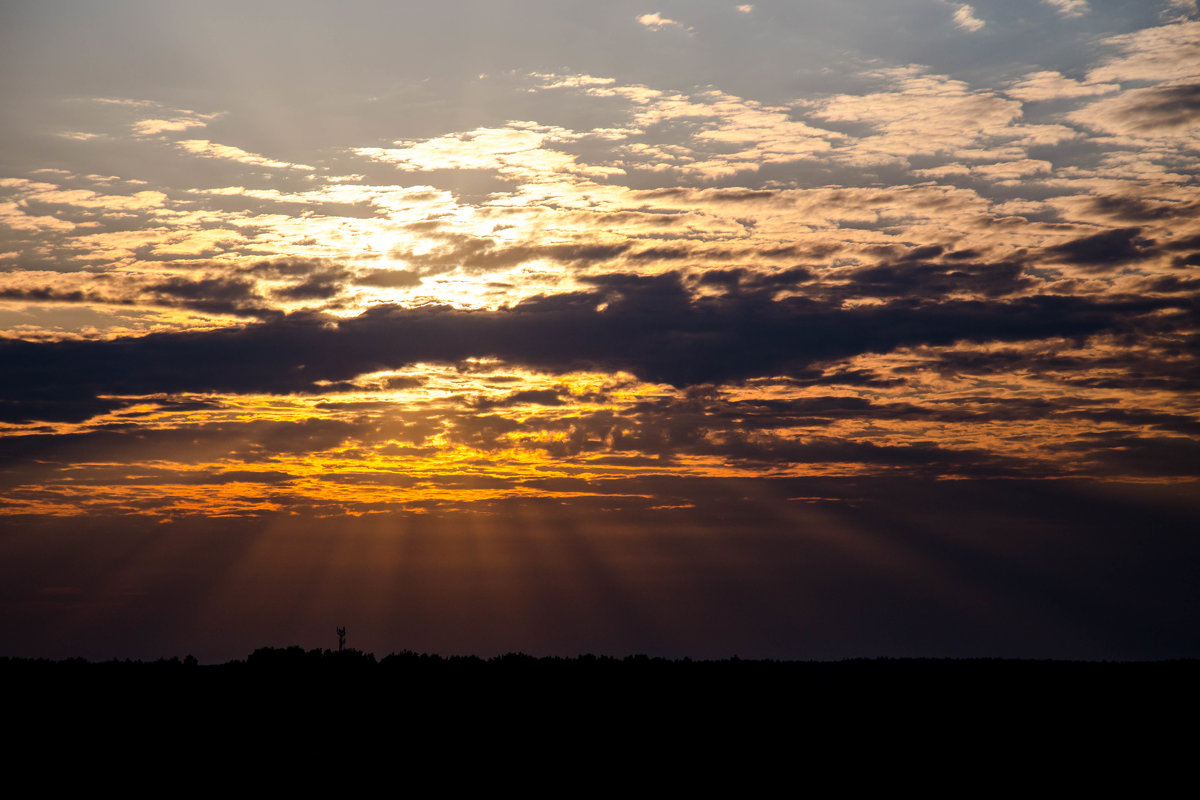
top-left (2, 1), bottom-right (1197, 662)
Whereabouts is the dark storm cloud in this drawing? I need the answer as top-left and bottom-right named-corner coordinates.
top-left (1082, 195), bottom-right (1200, 224)
top-left (834, 258), bottom-right (1032, 299)
top-left (0, 417), bottom-right (362, 469)
top-left (0, 286), bottom-right (98, 304)
top-left (1164, 234), bottom-right (1200, 253)
top-left (243, 259), bottom-right (339, 278)
top-left (355, 268), bottom-right (422, 288)
top-left (1045, 227), bottom-right (1155, 269)
top-left (1053, 432), bottom-right (1200, 478)
top-left (0, 396), bottom-right (129, 424)
top-left (470, 389), bottom-right (570, 410)
top-left (1067, 409), bottom-right (1200, 437)
top-left (911, 339), bottom-right (1200, 394)
top-left (272, 275), bottom-right (345, 301)
top-left (148, 275), bottom-right (266, 315)
top-left (692, 266), bottom-right (816, 293)
top-left (781, 368), bottom-right (905, 388)
top-left (1, 271), bottom-right (1187, 422)
top-left (234, 258), bottom-right (354, 305)
top-left (0, 275), bottom-right (271, 318)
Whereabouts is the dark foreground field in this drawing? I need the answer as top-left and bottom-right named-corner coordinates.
top-left (8, 646), bottom-right (1198, 714)
top-left (7, 648), bottom-right (1196, 776)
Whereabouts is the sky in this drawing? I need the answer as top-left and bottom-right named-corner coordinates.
top-left (1, 0), bottom-right (1198, 662)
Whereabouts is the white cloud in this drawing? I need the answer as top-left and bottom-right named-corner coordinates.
top-left (354, 123), bottom-right (622, 182)
top-left (809, 67), bottom-right (1076, 166)
top-left (1005, 71), bottom-right (1118, 102)
top-left (175, 140), bottom-right (314, 171)
top-left (637, 13), bottom-right (691, 32)
top-left (1043, 0), bottom-right (1090, 18)
top-left (951, 3), bottom-right (986, 32)
top-left (577, 81), bottom-right (840, 177)
top-left (1087, 21), bottom-right (1200, 83)
top-left (133, 117), bottom-right (214, 136)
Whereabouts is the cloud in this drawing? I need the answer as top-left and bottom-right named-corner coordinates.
top-left (1045, 227), bottom-right (1155, 270)
top-left (355, 269), bottom-right (422, 289)
top-left (950, 4), bottom-right (985, 32)
top-left (587, 82), bottom-right (840, 177)
top-left (2, 272), bottom-right (1182, 414)
top-left (132, 113), bottom-right (219, 136)
top-left (736, 4), bottom-right (755, 13)
top-left (133, 119), bottom-right (206, 135)
top-left (355, 123), bottom-right (620, 181)
top-left (1162, 0), bottom-right (1198, 21)
top-left (636, 13), bottom-right (691, 33)
top-left (1042, 0), bottom-right (1089, 18)
top-left (1005, 71), bottom-right (1118, 102)
top-left (808, 67), bottom-right (1074, 165)
top-left (391, 234), bottom-right (632, 275)
top-left (1087, 21), bottom-right (1200, 84)
top-left (1070, 82), bottom-right (1200, 140)
top-left (175, 140), bottom-right (314, 171)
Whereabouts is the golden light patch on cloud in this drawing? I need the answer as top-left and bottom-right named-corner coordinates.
top-left (175, 140), bottom-right (315, 171)
top-left (736, 4), bottom-right (755, 13)
top-left (0, 268), bottom-right (112, 299)
top-left (29, 188), bottom-right (168, 212)
top-left (149, 228), bottom-right (249, 257)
